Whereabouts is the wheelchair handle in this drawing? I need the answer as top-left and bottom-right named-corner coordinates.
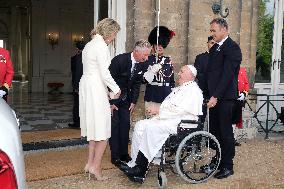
top-left (179, 120), bottom-right (201, 125)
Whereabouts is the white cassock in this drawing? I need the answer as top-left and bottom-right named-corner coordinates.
top-left (128, 81), bottom-right (203, 167)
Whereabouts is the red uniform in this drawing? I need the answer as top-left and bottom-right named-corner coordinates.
top-left (236, 67), bottom-right (249, 128)
top-left (0, 48), bottom-right (14, 100)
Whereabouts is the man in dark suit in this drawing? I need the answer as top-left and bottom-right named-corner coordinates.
top-left (68, 41), bottom-right (85, 128)
top-left (194, 36), bottom-right (215, 123)
top-left (206, 18), bottom-right (242, 179)
top-left (109, 39), bottom-right (152, 167)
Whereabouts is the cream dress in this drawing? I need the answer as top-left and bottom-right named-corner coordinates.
top-left (79, 34), bottom-right (120, 141)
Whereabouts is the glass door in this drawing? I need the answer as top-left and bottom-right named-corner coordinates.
top-left (255, 0), bottom-right (275, 83)
top-left (271, 0), bottom-right (283, 94)
top-left (255, 0), bottom-right (283, 92)
top-left (254, 0), bottom-right (284, 121)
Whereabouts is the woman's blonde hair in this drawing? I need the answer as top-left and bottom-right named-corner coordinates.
top-left (91, 18), bottom-right (120, 39)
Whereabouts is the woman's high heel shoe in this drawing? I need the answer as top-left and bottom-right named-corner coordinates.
top-left (84, 164), bottom-right (89, 174)
top-left (88, 168), bottom-right (109, 181)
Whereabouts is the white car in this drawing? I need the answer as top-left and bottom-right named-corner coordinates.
top-left (0, 98), bottom-right (26, 189)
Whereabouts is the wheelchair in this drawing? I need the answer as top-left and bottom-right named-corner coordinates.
top-left (156, 119), bottom-right (221, 188)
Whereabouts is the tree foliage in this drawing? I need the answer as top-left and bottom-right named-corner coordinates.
top-left (256, 0), bottom-right (273, 81)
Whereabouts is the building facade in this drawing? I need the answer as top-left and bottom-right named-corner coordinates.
top-left (0, 0), bottom-right (258, 93)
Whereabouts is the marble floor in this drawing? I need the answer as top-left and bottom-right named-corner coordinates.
top-left (8, 82), bottom-right (74, 132)
top-left (7, 82), bottom-right (284, 139)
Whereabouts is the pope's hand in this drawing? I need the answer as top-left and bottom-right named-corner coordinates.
top-left (146, 106), bottom-right (159, 116)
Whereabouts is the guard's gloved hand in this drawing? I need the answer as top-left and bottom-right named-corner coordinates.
top-left (144, 64), bottom-right (162, 83)
top-left (0, 86), bottom-right (8, 98)
top-left (237, 92), bottom-right (246, 101)
top-left (150, 64), bottom-right (162, 73)
top-left (143, 71), bottom-right (155, 83)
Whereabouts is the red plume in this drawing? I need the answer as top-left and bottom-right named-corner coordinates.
top-left (170, 30), bottom-right (176, 39)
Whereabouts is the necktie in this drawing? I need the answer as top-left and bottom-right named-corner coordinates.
top-left (131, 63), bottom-right (137, 78)
top-left (216, 44), bottom-right (221, 51)
top-left (210, 43), bottom-right (219, 53)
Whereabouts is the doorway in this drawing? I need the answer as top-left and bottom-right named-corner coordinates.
top-left (0, 40), bottom-right (4, 48)
top-left (254, 0), bottom-right (284, 120)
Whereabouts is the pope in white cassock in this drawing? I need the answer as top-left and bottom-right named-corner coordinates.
top-left (120, 65), bottom-right (204, 183)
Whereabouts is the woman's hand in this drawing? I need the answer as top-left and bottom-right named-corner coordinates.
top-left (114, 90), bottom-right (121, 99)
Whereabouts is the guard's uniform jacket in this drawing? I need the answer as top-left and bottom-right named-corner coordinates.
top-left (0, 48), bottom-right (14, 101)
top-left (233, 67), bottom-right (250, 128)
top-left (144, 54), bottom-right (175, 103)
top-left (238, 67), bottom-right (249, 95)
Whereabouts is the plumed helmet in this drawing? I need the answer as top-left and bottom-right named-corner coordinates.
top-left (75, 41), bottom-right (85, 50)
top-left (148, 26), bottom-right (175, 48)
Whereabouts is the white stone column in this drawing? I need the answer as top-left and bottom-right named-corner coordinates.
top-left (10, 6), bottom-right (25, 81)
top-left (108, 0), bottom-right (126, 56)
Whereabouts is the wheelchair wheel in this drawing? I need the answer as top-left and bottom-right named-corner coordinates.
top-left (157, 170), bottom-right (167, 189)
top-left (175, 131), bottom-right (221, 183)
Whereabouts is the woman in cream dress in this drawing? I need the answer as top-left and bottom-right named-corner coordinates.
top-left (79, 18), bottom-right (121, 180)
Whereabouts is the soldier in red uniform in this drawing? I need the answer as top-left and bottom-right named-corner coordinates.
top-left (0, 48), bottom-right (14, 102)
top-left (232, 67), bottom-right (249, 146)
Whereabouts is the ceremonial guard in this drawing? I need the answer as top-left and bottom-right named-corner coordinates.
top-left (232, 67), bottom-right (250, 146)
top-left (235, 67), bottom-right (250, 128)
top-left (143, 26), bottom-right (175, 117)
top-left (0, 48), bottom-right (14, 102)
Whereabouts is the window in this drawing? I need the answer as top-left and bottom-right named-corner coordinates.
top-left (0, 40), bottom-right (3, 48)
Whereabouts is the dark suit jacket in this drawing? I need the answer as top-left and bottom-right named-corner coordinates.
top-left (206, 37), bottom-right (242, 100)
top-left (71, 52), bottom-right (83, 91)
top-left (194, 51), bottom-right (209, 98)
top-left (109, 52), bottom-right (145, 104)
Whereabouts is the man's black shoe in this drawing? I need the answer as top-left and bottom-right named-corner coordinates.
top-left (120, 155), bottom-right (132, 163)
top-left (68, 123), bottom-right (80, 129)
top-left (235, 141), bottom-right (241, 146)
top-left (119, 162), bottom-right (130, 173)
top-left (124, 165), bottom-right (145, 177)
top-left (112, 159), bottom-right (130, 173)
top-left (214, 168), bottom-right (234, 179)
top-left (124, 165), bottom-right (147, 183)
top-left (127, 174), bottom-right (145, 184)
top-left (200, 162), bottom-right (219, 174)
top-left (111, 159), bottom-right (124, 167)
